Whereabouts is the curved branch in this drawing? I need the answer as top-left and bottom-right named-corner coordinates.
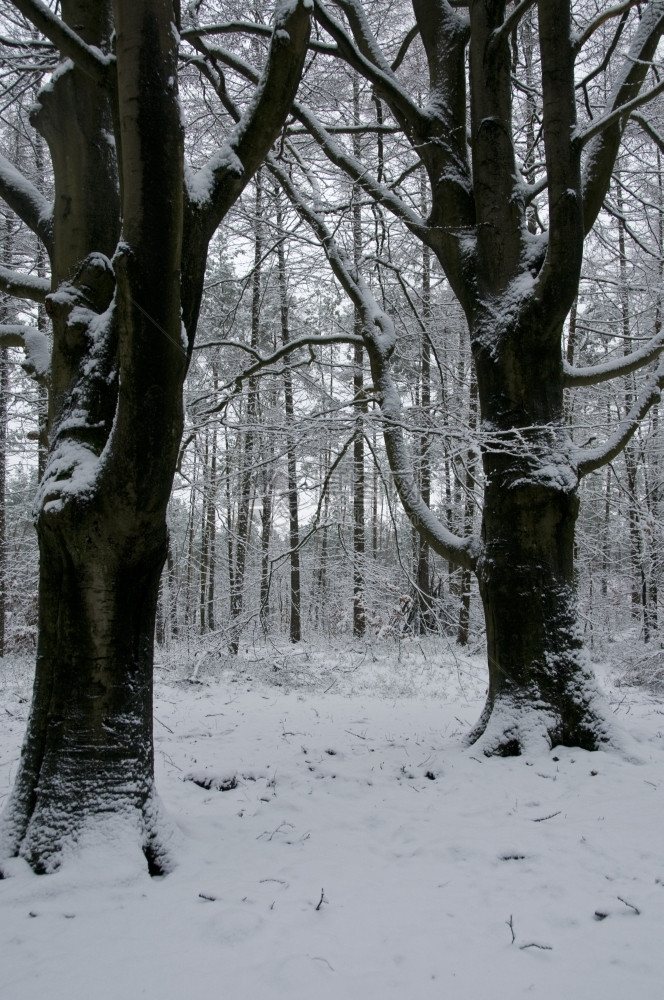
top-left (268, 150), bottom-right (478, 571)
top-left (632, 111), bottom-right (664, 153)
top-left (186, 0), bottom-right (311, 232)
top-left (0, 152), bottom-right (53, 253)
top-left (391, 24), bottom-right (419, 71)
top-left (563, 329), bottom-right (664, 387)
top-left (576, 362), bottom-right (664, 477)
top-left (193, 41), bottom-right (428, 239)
top-left (181, 18), bottom-right (335, 54)
top-left (181, 0), bottom-right (311, 338)
top-left (0, 323), bottom-right (50, 379)
top-left (582, 1), bottom-right (664, 233)
top-left (314, 0), bottom-right (424, 132)
top-left (0, 264), bottom-right (49, 302)
top-left (489, 0), bottom-right (537, 53)
top-left (10, 0), bottom-right (113, 83)
top-left (576, 76), bottom-right (664, 149)
top-left (573, 0), bottom-right (641, 54)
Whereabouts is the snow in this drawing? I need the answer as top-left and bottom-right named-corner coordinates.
top-left (185, 144), bottom-right (244, 207)
top-left (1, 640), bottom-right (663, 999)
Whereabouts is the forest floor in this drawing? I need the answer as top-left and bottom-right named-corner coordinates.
top-left (0, 634), bottom-right (663, 999)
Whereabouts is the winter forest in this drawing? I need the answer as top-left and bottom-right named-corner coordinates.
top-left (1, 1), bottom-right (664, 997)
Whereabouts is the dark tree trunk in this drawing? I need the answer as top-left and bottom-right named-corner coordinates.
top-left (468, 316), bottom-right (609, 754)
top-left (0, 0), bottom-right (185, 871)
top-left (0, 0), bottom-right (311, 871)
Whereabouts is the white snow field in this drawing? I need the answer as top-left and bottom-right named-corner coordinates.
top-left (1, 637), bottom-right (663, 1000)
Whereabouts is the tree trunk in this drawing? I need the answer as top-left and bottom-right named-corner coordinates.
top-left (468, 318), bottom-right (609, 755)
top-left (0, 0), bottom-right (183, 873)
top-left (276, 191), bottom-right (301, 642)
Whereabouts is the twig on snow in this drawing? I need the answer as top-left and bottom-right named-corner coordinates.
top-left (617, 895), bottom-right (640, 915)
top-left (532, 811), bottom-right (561, 823)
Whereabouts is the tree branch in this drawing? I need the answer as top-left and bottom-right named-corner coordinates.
top-left (489, 0), bottom-right (537, 53)
top-left (576, 362), bottom-right (664, 476)
top-left (576, 77), bottom-right (664, 149)
top-left (0, 323), bottom-right (50, 379)
top-left (581, 1), bottom-right (664, 234)
top-left (186, 0), bottom-right (311, 233)
top-left (0, 152), bottom-right (53, 253)
top-left (314, 0), bottom-right (425, 133)
top-left (632, 111), bottom-right (664, 154)
top-left (268, 150), bottom-right (478, 571)
top-left (564, 329), bottom-right (664, 387)
top-left (0, 264), bottom-right (49, 302)
top-left (535, 0), bottom-right (584, 324)
top-left (573, 0), bottom-right (641, 54)
top-left (10, 0), bottom-right (113, 83)
top-left (181, 18), bottom-right (335, 54)
top-left (192, 41), bottom-right (429, 241)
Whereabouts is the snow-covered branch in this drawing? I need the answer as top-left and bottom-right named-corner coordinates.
top-left (573, 0), bottom-right (642, 54)
top-left (10, 0), bottom-right (113, 83)
top-left (190, 38), bottom-right (428, 242)
top-left (184, 0), bottom-right (311, 228)
top-left (582, 0), bottom-right (664, 233)
top-left (0, 264), bottom-right (49, 303)
top-left (268, 151), bottom-right (479, 571)
top-left (576, 77), bottom-right (664, 149)
top-left (314, 0), bottom-right (424, 131)
top-left (563, 329), bottom-right (664, 387)
top-left (489, 0), bottom-right (537, 52)
top-left (0, 152), bottom-right (53, 252)
top-left (576, 361), bottom-right (664, 477)
top-left (196, 332), bottom-right (362, 402)
top-left (0, 323), bottom-right (50, 380)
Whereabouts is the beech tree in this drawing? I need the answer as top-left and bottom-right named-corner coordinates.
top-left (0, 0), bottom-right (310, 873)
top-left (235, 0), bottom-right (664, 753)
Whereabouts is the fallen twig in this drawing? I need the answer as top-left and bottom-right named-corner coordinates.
top-left (506, 914), bottom-right (516, 944)
top-left (617, 895), bottom-right (640, 915)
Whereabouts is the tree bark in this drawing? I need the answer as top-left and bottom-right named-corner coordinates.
top-left (0, 0), bottom-right (311, 870)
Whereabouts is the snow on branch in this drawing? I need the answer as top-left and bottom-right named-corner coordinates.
top-left (0, 152), bottom-right (53, 252)
top-left (0, 323), bottom-right (50, 380)
top-left (190, 39), bottom-right (427, 240)
top-left (581, 0), bottom-right (664, 233)
top-left (573, 0), bottom-right (642, 54)
top-left (181, 17), bottom-right (335, 55)
top-left (0, 264), bottom-right (49, 303)
top-left (631, 112), bottom-right (664, 154)
top-left (313, 0), bottom-right (424, 131)
top-left (575, 76), bottom-right (664, 149)
top-left (268, 151), bottom-right (478, 571)
top-left (10, 0), bottom-right (114, 84)
top-left (290, 102), bottom-right (428, 238)
top-left (195, 332), bottom-right (362, 406)
top-left (576, 360), bottom-right (664, 477)
top-left (184, 0), bottom-right (311, 233)
top-left (563, 329), bottom-right (664, 387)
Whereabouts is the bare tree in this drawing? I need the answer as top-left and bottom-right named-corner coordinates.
top-left (255, 0), bottom-right (664, 753)
top-left (0, 0), bottom-right (310, 873)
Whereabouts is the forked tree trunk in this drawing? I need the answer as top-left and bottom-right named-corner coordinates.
top-left (0, 0), bottom-right (185, 871)
top-left (0, 0), bottom-right (311, 872)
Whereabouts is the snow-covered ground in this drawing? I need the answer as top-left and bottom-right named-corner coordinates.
top-left (1, 637), bottom-right (663, 999)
